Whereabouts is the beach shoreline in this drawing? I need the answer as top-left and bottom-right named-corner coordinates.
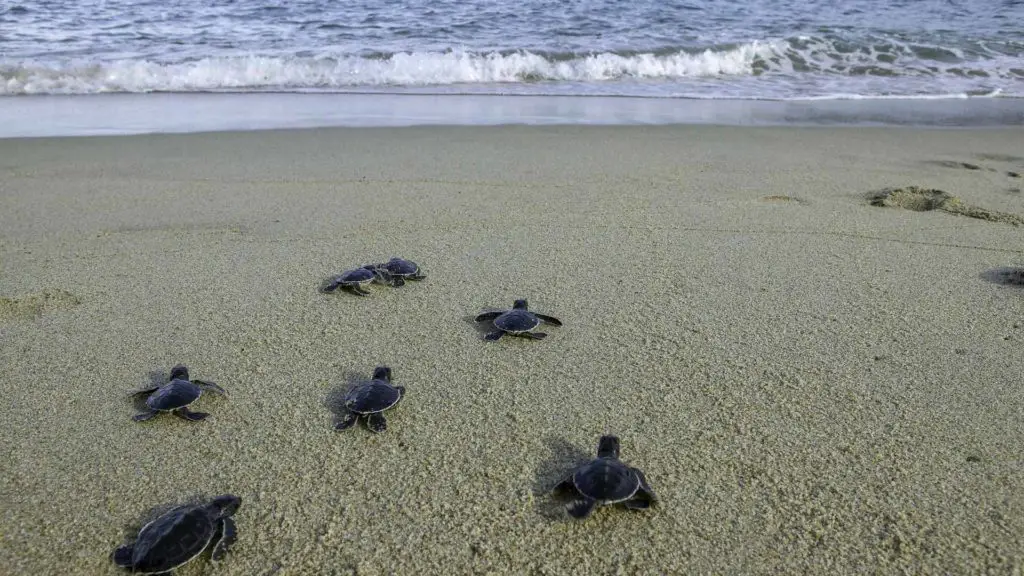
top-left (1, 124), bottom-right (1022, 574)
top-left (1, 93), bottom-right (1023, 139)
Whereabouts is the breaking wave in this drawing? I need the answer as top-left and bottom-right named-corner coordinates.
top-left (1, 37), bottom-right (1021, 97)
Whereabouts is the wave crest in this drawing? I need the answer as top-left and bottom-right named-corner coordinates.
top-left (1, 45), bottom-right (774, 95)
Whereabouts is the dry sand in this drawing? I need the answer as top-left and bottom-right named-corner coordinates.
top-left (1, 125), bottom-right (1022, 575)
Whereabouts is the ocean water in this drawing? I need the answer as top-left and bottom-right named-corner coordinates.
top-left (2, 0), bottom-right (1023, 100)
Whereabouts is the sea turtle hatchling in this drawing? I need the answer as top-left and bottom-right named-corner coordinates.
top-left (475, 298), bottom-right (562, 341)
top-left (553, 435), bottom-right (656, 519)
top-left (113, 494), bottom-right (241, 575)
top-left (322, 266), bottom-right (389, 296)
top-left (334, 366), bottom-right (405, 433)
top-left (131, 365), bottom-right (227, 422)
top-left (364, 257), bottom-right (426, 287)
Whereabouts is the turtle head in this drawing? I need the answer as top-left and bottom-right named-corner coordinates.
top-left (372, 366), bottom-right (391, 382)
top-left (597, 435), bottom-right (620, 459)
top-left (512, 299), bottom-right (528, 310)
top-left (169, 364), bottom-right (190, 381)
top-left (210, 494), bottom-right (241, 517)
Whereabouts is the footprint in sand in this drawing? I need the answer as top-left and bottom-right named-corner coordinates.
top-left (0, 289), bottom-right (81, 322)
top-left (924, 160), bottom-right (986, 171)
top-left (759, 195), bottom-right (809, 205)
top-left (867, 186), bottom-right (1024, 226)
top-left (925, 157), bottom-right (1024, 182)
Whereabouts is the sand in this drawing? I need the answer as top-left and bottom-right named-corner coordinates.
top-left (0, 125), bottom-right (1022, 575)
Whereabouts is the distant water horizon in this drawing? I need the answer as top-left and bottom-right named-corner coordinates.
top-left (2, 0), bottom-right (1023, 101)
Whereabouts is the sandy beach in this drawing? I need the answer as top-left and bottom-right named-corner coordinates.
top-left (1, 125), bottom-right (1022, 575)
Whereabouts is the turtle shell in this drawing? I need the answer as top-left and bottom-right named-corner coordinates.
top-left (493, 309), bottom-right (540, 333)
top-left (344, 380), bottom-right (402, 415)
top-left (381, 258), bottom-right (419, 277)
top-left (146, 379), bottom-right (202, 412)
top-left (573, 458), bottom-right (641, 504)
top-left (339, 267), bottom-right (375, 283)
top-left (123, 504), bottom-right (220, 573)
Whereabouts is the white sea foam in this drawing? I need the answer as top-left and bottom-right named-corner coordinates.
top-left (0, 44), bottom-right (776, 95)
top-left (2, 37), bottom-right (1021, 99)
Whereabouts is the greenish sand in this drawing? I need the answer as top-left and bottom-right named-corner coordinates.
top-left (1, 126), bottom-right (1022, 575)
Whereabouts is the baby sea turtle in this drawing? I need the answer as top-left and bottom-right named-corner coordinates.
top-left (322, 267), bottom-right (386, 296)
top-left (365, 257), bottom-right (426, 287)
top-left (334, 366), bottom-right (405, 433)
top-left (553, 435), bottom-right (656, 519)
top-left (113, 494), bottom-right (241, 575)
top-left (131, 364), bottom-right (226, 422)
top-left (475, 298), bottom-right (562, 341)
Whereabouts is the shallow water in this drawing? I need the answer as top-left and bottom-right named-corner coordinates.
top-left (2, 0), bottom-right (1023, 99)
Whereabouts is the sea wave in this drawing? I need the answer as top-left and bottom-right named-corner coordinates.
top-left (0, 45), bottom-right (773, 95)
top-left (1, 38), bottom-right (1021, 96)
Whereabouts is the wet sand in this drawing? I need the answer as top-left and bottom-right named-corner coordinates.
top-left (1, 125), bottom-right (1022, 575)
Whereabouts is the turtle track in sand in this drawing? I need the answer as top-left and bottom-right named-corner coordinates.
top-left (866, 186), bottom-right (1024, 226)
top-left (0, 289), bottom-right (81, 322)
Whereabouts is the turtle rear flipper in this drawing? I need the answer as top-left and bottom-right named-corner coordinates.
top-left (347, 285), bottom-right (372, 296)
top-left (484, 330), bottom-right (505, 341)
top-left (112, 544), bottom-right (134, 567)
top-left (210, 517), bottom-right (238, 562)
top-left (174, 407), bottom-right (209, 421)
top-left (566, 498), bottom-right (597, 519)
top-left (523, 332), bottom-right (548, 340)
top-left (390, 277), bottom-right (406, 287)
top-left (366, 412), bottom-right (388, 433)
top-left (475, 311), bottom-right (503, 322)
top-left (334, 412), bottom-right (359, 431)
top-left (535, 314), bottom-right (563, 326)
top-left (132, 410), bottom-right (158, 422)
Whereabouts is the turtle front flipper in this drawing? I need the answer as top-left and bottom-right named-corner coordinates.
top-left (535, 314), bottom-right (563, 326)
top-left (194, 380), bottom-right (227, 396)
top-left (623, 497), bottom-right (652, 510)
top-left (366, 412), bottom-right (388, 433)
top-left (566, 497), bottom-right (597, 519)
top-left (112, 544), bottom-right (134, 567)
top-left (334, 411), bottom-right (359, 431)
top-left (484, 330), bottom-right (505, 341)
top-left (475, 311), bottom-right (503, 322)
top-left (351, 285), bottom-right (373, 296)
top-left (628, 468), bottom-right (657, 508)
top-left (210, 517), bottom-right (238, 562)
top-left (523, 332), bottom-right (548, 340)
top-left (132, 410), bottom-right (159, 422)
top-left (174, 407), bottom-right (209, 421)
